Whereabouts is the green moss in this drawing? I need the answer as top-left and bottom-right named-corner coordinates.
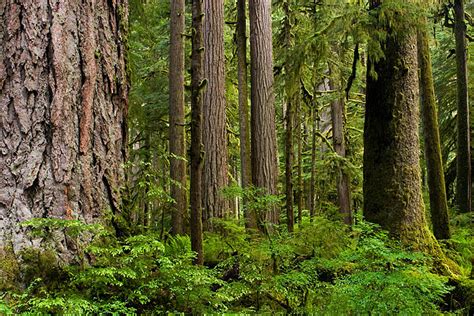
top-left (18, 247), bottom-right (68, 289)
top-left (0, 247), bottom-right (20, 292)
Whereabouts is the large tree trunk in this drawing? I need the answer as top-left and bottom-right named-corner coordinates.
top-left (417, 25), bottom-right (451, 240)
top-left (0, 0), bottom-right (128, 255)
top-left (169, 0), bottom-right (187, 235)
top-left (190, 0), bottom-right (204, 265)
top-left (236, 0), bottom-right (255, 229)
top-left (249, 0), bottom-right (279, 228)
top-left (364, 2), bottom-right (435, 249)
top-left (454, 0), bottom-right (472, 213)
top-left (202, 0), bottom-right (229, 230)
top-left (329, 74), bottom-right (352, 225)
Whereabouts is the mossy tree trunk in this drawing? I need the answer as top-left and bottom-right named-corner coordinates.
top-left (454, 0), bottom-right (472, 213)
top-left (309, 107), bottom-right (318, 219)
top-left (296, 101), bottom-right (304, 224)
top-left (417, 24), bottom-right (451, 240)
top-left (329, 68), bottom-right (352, 225)
top-left (364, 1), bottom-right (437, 250)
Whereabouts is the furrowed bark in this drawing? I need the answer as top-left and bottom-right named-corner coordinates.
top-left (202, 0), bottom-right (229, 230)
top-left (364, 0), bottom-right (437, 250)
top-left (249, 0), bottom-right (279, 229)
top-left (0, 0), bottom-right (128, 257)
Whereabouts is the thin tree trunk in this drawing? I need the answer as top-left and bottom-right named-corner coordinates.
top-left (296, 101), bottom-right (304, 224)
top-left (417, 25), bottom-right (451, 240)
top-left (283, 0), bottom-right (294, 232)
top-left (169, 0), bottom-right (187, 235)
top-left (285, 98), bottom-right (294, 232)
top-left (202, 0), bottom-right (229, 230)
top-left (310, 107), bottom-right (317, 219)
top-left (0, 0), bottom-right (128, 255)
top-left (364, 1), bottom-right (436, 250)
top-left (454, 0), bottom-right (472, 213)
top-left (236, 0), bottom-right (256, 229)
top-left (190, 0), bottom-right (204, 265)
top-left (249, 0), bottom-right (279, 228)
top-left (329, 73), bottom-right (352, 225)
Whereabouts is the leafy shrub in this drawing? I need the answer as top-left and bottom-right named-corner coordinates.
top-left (1, 216), bottom-right (462, 314)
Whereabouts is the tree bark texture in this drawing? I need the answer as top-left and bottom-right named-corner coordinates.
top-left (417, 26), bottom-right (451, 240)
top-left (309, 107), bottom-right (317, 219)
top-left (296, 101), bottom-right (303, 224)
top-left (329, 76), bottom-right (352, 225)
top-left (454, 0), bottom-right (472, 213)
top-left (249, 0), bottom-right (279, 227)
top-left (283, 0), bottom-right (294, 232)
top-left (169, 0), bottom-right (187, 235)
top-left (236, 0), bottom-right (255, 229)
top-left (364, 18), bottom-right (435, 249)
top-left (0, 0), bottom-right (128, 254)
top-left (202, 0), bottom-right (229, 230)
top-left (190, 0), bottom-right (204, 265)
top-left (285, 98), bottom-right (294, 232)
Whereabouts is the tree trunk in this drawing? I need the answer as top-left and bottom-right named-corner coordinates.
top-left (417, 25), bottom-right (451, 240)
top-left (454, 0), bottom-right (472, 213)
top-left (202, 0), bottom-right (229, 230)
top-left (285, 97), bottom-right (294, 232)
top-left (0, 0), bottom-right (128, 255)
top-left (329, 74), bottom-right (352, 225)
top-left (310, 107), bottom-right (317, 219)
top-left (249, 0), bottom-right (279, 228)
top-left (283, 0), bottom-right (294, 232)
top-left (236, 0), bottom-right (256, 229)
top-left (364, 2), bottom-right (436, 249)
top-left (169, 0), bottom-right (187, 235)
top-left (190, 0), bottom-right (204, 265)
top-left (296, 101), bottom-right (303, 224)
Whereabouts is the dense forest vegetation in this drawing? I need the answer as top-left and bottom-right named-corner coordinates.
top-left (0, 0), bottom-right (474, 314)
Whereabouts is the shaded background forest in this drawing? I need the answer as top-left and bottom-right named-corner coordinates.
top-left (0, 0), bottom-right (473, 314)
top-left (127, 1), bottom-right (468, 235)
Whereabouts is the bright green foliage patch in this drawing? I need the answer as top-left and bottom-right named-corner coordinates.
top-left (1, 216), bottom-right (463, 314)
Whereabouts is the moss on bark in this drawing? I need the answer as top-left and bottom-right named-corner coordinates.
top-left (417, 24), bottom-right (451, 240)
top-left (363, 5), bottom-right (444, 256)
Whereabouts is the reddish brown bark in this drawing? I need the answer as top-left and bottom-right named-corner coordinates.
top-left (236, 0), bottom-right (255, 229)
top-left (202, 0), bottom-right (229, 230)
top-left (249, 0), bottom-right (279, 228)
top-left (169, 0), bottom-right (187, 235)
top-left (0, 0), bottom-right (128, 254)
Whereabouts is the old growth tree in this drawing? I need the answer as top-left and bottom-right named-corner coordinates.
top-left (0, 0), bottom-right (128, 253)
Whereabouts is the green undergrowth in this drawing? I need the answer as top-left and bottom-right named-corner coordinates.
top-left (0, 214), bottom-right (472, 314)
